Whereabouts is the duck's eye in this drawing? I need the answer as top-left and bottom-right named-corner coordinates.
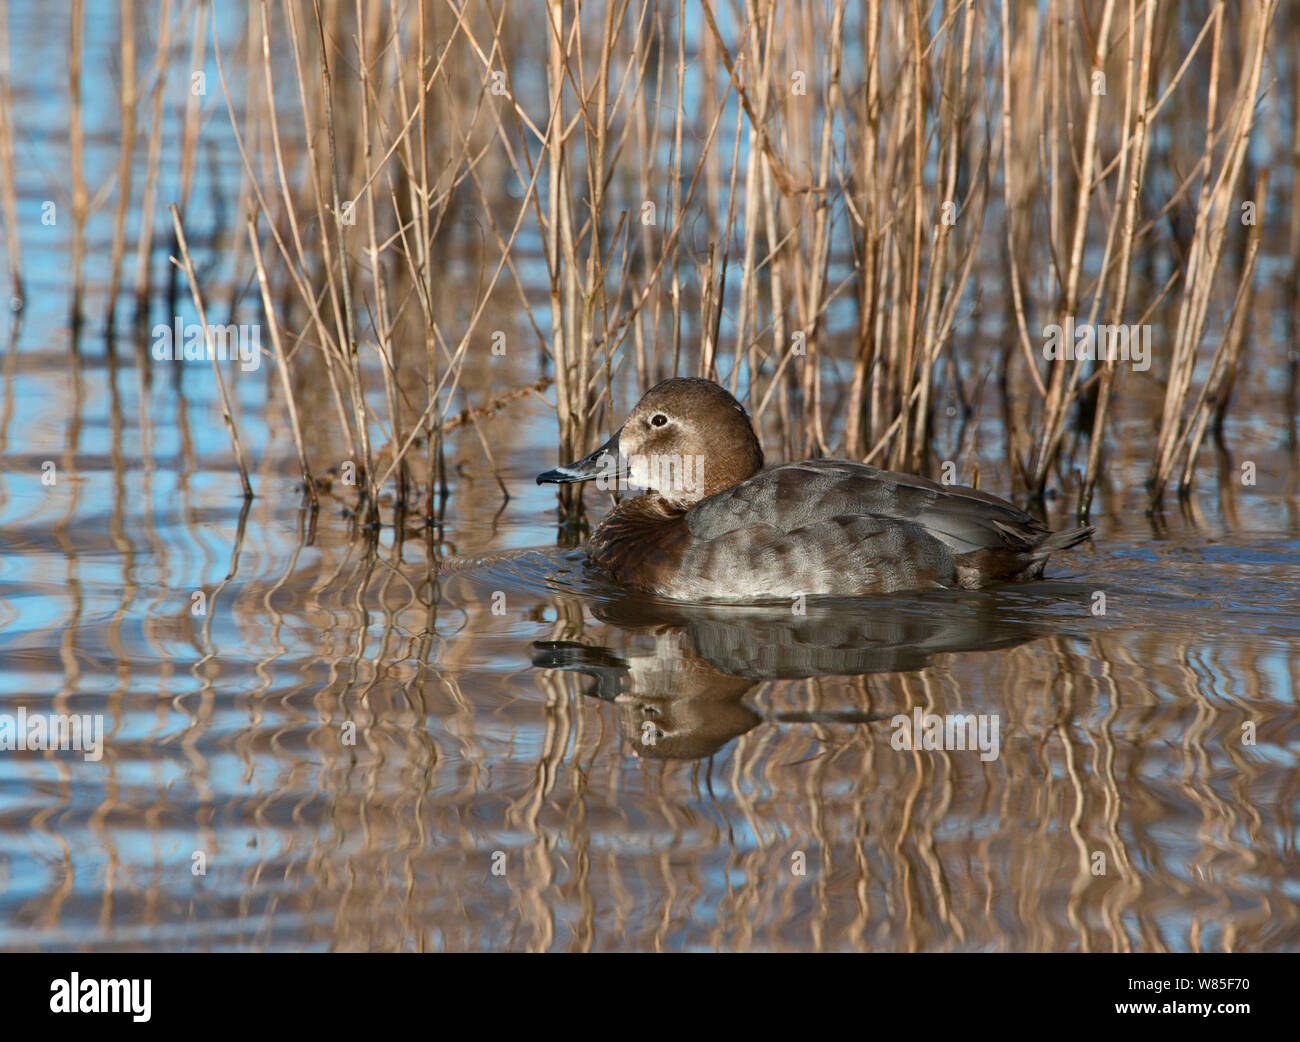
top-left (650, 413), bottom-right (668, 428)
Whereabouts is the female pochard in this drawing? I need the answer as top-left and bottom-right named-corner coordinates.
top-left (538, 378), bottom-right (1092, 601)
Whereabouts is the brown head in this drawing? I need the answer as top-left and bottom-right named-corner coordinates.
top-left (537, 378), bottom-right (764, 509)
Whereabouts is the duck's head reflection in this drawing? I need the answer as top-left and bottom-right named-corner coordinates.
top-left (534, 629), bottom-right (761, 759)
top-left (532, 590), bottom-right (1056, 760)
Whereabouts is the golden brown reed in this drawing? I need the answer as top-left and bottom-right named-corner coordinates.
top-left (226, 0), bottom-right (1284, 518)
top-left (0, 0), bottom-right (1291, 517)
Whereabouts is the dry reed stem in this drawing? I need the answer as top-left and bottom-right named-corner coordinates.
top-left (0, 0), bottom-right (21, 305)
top-left (355, 0), bottom-right (407, 504)
top-left (1151, 0), bottom-right (1274, 505)
top-left (1079, 0), bottom-right (1156, 519)
top-left (131, 0), bottom-right (170, 321)
top-left (1029, 0), bottom-right (1117, 494)
top-left (105, 0), bottom-right (137, 330)
top-left (168, 203), bottom-right (253, 497)
top-left (1177, 167), bottom-right (1266, 494)
top-left (133, 0), bottom-right (1282, 516)
top-left (67, 0), bottom-right (86, 325)
top-left (247, 213), bottom-right (316, 505)
top-left (310, 0), bottom-right (376, 515)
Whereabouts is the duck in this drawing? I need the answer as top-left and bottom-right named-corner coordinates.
top-left (537, 377), bottom-right (1093, 602)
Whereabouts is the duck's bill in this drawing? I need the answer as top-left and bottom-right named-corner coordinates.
top-left (536, 431), bottom-right (624, 485)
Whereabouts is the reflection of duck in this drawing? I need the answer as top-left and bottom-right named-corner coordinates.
top-left (532, 590), bottom-right (1051, 759)
top-left (538, 378), bottom-right (1092, 601)
top-left (534, 632), bottom-right (761, 760)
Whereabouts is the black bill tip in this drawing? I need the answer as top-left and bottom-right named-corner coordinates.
top-left (536, 467), bottom-right (581, 485)
top-left (536, 431), bottom-right (622, 487)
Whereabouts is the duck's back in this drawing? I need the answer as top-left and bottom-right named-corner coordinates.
top-left (658, 460), bottom-right (1089, 601)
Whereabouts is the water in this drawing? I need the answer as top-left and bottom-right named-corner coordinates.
top-left (1, 351), bottom-right (1296, 949)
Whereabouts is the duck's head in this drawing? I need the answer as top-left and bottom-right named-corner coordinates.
top-left (536, 377), bottom-right (764, 509)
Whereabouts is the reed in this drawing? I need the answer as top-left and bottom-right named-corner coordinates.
top-left (130, 0), bottom-right (171, 324)
top-left (169, 203), bottom-right (253, 497)
top-left (0, 0), bottom-right (20, 309)
top-left (21, 0), bottom-right (1289, 524)
top-left (66, 0), bottom-right (86, 328)
top-left (259, 0), bottom-right (1281, 523)
top-left (1150, 0), bottom-right (1274, 506)
top-left (105, 0), bottom-right (136, 331)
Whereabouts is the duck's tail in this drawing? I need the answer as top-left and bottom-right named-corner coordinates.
top-left (1015, 523), bottom-right (1094, 582)
top-left (1034, 524), bottom-right (1095, 555)
top-left (956, 521), bottom-right (1095, 587)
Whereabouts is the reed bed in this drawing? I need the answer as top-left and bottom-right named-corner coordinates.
top-left (1, 0), bottom-right (1293, 518)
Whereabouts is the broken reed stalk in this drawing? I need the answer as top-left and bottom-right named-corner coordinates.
top-left (0, 0), bottom-right (21, 306)
top-left (169, 203), bottom-right (253, 498)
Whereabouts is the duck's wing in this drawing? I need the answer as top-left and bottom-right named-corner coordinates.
top-left (686, 460), bottom-right (1060, 556)
top-left (671, 513), bottom-right (960, 600)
